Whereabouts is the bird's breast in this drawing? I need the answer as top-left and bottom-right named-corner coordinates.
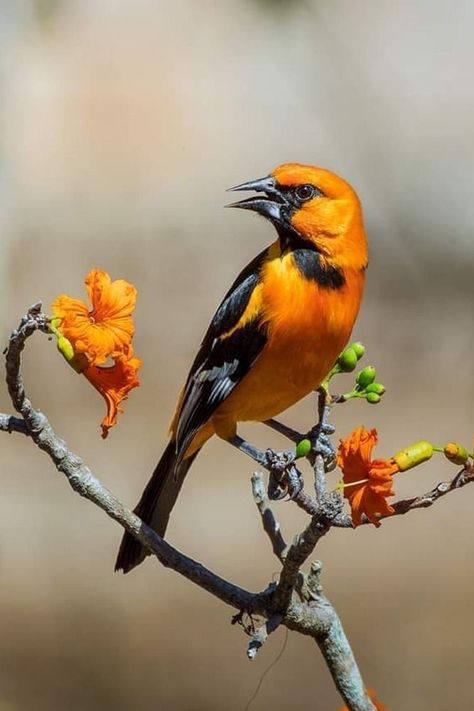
top-left (213, 252), bottom-right (365, 425)
top-left (261, 251), bottom-right (363, 355)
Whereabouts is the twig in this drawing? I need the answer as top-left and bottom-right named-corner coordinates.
top-left (285, 562), bottom-right (376, 711)
top-left (0, 413), bottom-right (28, 435)
top-left (247, 613), bottom-right (284, 660)
top-left (251, 473), bottom-right (288, 562)
top-left (3, 305), bottom-right (270, 615)
top-left (314, 451), bottom-right (327, 502)
top-left (0, 305), bottom-right (381, 711)
top-left (388, 466), bottom-right (474, 516)
top-left (333, 466), bottom-right (474, 528)
top-left (273, 487), bottom-right (344, 613)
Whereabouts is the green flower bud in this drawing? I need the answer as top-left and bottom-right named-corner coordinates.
top-left (443, 442), bottom-right (470, 466)
top-left (56, 336), bottom-right (88, 374)
top-left (296, 439), bottom-right (312, 458)
top-left (351, 342), bottom-right (365, 360)
top-left (365, 382), bottom-right (386, 395)
top-left (56, 335), bottom-right (75, 362)
top-left (366, 392), bottom-right (381, 404)
top-left (337, 347), bottom-right (358, 373)
top-left (394, 441), bottom-right (434, 471)
top-left (356, 366), bottom-right (376, 388)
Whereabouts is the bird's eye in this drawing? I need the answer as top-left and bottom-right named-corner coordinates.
top-left (295, 184), bottom-right (316, 202)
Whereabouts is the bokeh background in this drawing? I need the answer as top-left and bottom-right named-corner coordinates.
top-left (0, 1), bottom-right (473, 709)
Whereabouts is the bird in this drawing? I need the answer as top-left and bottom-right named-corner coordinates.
top-left (115, 162), bottom-right (368, 573)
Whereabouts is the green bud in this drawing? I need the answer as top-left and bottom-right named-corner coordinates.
top-left (365, 382), bottom-right (385, 395)
top-left (356, 366), bottom-right (376, 388)
top-left (49, 317), bottom-right (62, 333)
top-left (443, 442), bottom-right (470, 466)
top-left (351, 342), bottom-right (365, 360)
top-left (56, 335), bottom-right (75, 362)
top-left (394, 441), bottom-right (434, 471)
top-left (296, 439), bottom-right (312, 458)
top-left (337, 347), bottom-right (358, 373)
top-left (56, 336), bottom-right (88, 374)
top-left (366, 391), bottom-right (381, 404)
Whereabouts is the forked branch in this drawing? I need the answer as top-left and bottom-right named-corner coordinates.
top-left (4, 305), bottom-right (472, 711)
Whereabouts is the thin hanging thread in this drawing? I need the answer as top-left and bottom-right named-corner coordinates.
top-left (243, 628), bottom-right (289, 711)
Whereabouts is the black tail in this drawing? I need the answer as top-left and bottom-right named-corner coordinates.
top-left (115, 441), bottom-right (198, 573)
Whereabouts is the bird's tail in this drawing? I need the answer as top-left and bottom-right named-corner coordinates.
top-left (115, 441), bottom-right (198, 573)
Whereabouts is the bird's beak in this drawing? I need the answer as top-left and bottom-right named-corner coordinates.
top-left (226, 175), bottom-right (287, 223)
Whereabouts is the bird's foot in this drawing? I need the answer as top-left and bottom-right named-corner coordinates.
top-left (265, 448), bottom-right (304, 500)
top-left (308, 422), bottom-right (337, 472)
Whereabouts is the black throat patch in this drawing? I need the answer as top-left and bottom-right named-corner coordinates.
top-left (292, 249), bottom-right (345, 289)
top-left (277, 226), bottom-right (345, 289)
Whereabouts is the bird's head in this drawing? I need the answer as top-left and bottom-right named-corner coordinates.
top-left (228, 163), bottom-right (368, 271)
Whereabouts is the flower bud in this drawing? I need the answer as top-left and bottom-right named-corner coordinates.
top-left (365, 383), bottom-right (386, 395)
top-left (356, 366), bottom-right (376, 388)
top-left (443, 442), bottom-right (470, 466)
top-left (337, 347), bottom-right (358, 373)
top-left (296, 438), bottom-right (312, 458)
top-left (351, 342), bottom-right (365, 360)
top-left (56, 335), bottom-right (75, 363)
top-left (366, 392), bottom-right (381, 404)
top-left (56, 335), bottom-right (88, 373)
top-left (393, 441), bottom-right (433, 471)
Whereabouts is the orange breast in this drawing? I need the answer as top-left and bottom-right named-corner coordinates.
top-left (212, 252), bottom-right (365, 432)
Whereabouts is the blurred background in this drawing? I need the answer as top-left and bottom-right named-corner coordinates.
top-left (0, 1), bottom-right (473, 709)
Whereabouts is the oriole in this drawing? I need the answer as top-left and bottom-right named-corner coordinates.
top-left (116, 163), bottom-right (368, 572)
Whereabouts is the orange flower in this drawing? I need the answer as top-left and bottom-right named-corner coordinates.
top-left (52, 269), bottom-right (137, 365)
top-left (52, 268), bottom-right (141, 437)
top-left (339, 689), bottom-right (389, 710)
top-left (337, 426), bottom-right (398, 526)
top-left (84, 353), bottom-right (141, 439)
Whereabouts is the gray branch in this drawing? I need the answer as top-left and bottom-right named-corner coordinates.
top-left (0, 413), bottom-right (28, 435)
top-left (273, 458), bottom-right (344, 613)
top-left (1, 304), bottom-right (394, 711)
top-left (247, 613), bottom-right (284, 660)
top-left (332, 465), bottom-right (474, 529)
top-left (285, 561), bottom-right (376, 711)
top-left (4, 305), bottom-right (270, 615)
top-left (251, 472), bottom-right (288, 562)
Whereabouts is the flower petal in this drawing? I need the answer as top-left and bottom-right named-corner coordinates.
top-left (83, 353), bottom-right (141, 438)
top-left (52, 269), bottom-right (137, 365)
top-left (338, 427), bottom-right (398, 526)
top-left (337, 426), bottom-right (378, 485)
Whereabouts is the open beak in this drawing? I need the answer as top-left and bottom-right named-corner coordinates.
top-left (226, 175), bottom-right (287, 223)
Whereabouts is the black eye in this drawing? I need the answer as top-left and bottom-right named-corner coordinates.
top-left (295, 184), bottom-right (316, 202)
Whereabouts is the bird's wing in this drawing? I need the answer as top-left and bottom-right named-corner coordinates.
top-left (175, 247), bottom-right (270, 454)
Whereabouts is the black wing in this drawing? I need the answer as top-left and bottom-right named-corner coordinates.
top-left (175, 247), bottom-right (269, 454)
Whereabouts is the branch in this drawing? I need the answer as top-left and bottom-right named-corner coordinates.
top-left (246, 613), bottom-right (283, 660)
top-left (273, 472), bottom-right (343, 613)
top-left (251, 472), bottom-right (288, 562)
top-left (332, 466), bottom-right (474, 528)
top-left (0, 413), bottom-right (28, 435)
top-left (285, 562), bottom-right (376, 711)
top-left (4, 305), bottom-right (270, 615)
top-left (2, 305), bottom-right (377, 711)
top-left (388, 466), bottom-right (474, 516)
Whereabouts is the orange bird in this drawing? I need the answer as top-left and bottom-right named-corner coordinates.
top-left (116, 163), bottom-right (368, 572)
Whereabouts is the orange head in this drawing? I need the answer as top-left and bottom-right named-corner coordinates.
top-left (228, 163), bottom-right (368, 272)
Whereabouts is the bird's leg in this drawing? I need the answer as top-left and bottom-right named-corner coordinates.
top-left (263, 418), bottom-right (302, 443)
top-left (228, 434), bottom-right (267, 466)
top-left (306, 388), bottom-right (337, 472)
top-left (228, 435), bottom-right (303, 500)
